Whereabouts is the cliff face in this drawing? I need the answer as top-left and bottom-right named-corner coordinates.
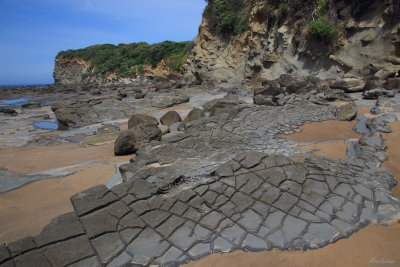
top-left (184, 1), bottom-right (400, 86)
top-left (53, 58), bottom-right (91, 85)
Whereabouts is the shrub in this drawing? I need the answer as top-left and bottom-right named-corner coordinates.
top-left (279, 3), bottom-right (289, 13)
top-left (203, 0), bottom-right (249, 35)
top-left (309, 16), bottom-right (338, 40)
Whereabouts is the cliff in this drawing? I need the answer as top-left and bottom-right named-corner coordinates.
top-left (184, 0), bottom-right (400, 86)
top-left (53, 41), bottom-right (193, 85)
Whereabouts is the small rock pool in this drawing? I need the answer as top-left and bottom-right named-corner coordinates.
top-left (33, 121), bottom-right (59, 130)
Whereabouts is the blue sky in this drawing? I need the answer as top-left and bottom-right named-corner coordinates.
top-left (0, 0), bottom-right (207, 85)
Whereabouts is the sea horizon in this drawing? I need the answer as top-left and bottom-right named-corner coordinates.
top-left (0, 83), bottom-right (53, 88)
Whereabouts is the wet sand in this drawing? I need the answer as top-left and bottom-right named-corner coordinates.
top-left (0, 142), bottom-right (117, 174)
top-left (185, 221), bottom-right (400, 267)
top-left (0, 162), bottom-right (115, 243)
top-left (0, 142), bottom-right (132, 243)
top-left (282, 120), bottom-right (361, 142)
top-left (294, 140), bottom-right (349, 160)
top-left (383, 119), bottom-right (400, 199)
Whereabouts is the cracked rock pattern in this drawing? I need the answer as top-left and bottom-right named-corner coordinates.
top-left (1, 152), bottom-right (399, 267)
top-left (1, 100), bottom-right (400, 267)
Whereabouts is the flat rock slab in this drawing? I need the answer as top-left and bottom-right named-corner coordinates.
top-left (5, 152), bottom-right (400, 266)
top-left (4, 102), bottom-right (400, 266)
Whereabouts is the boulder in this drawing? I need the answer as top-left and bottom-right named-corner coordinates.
top-left (253, 95), bottom-right (274, 106)
top-left (114, 124), bottom-right (162, 155)
top-left (135, 92), bottom-right (146, 99)
top-left (330, 78), bottom-right (366, 92)
top-left (21, 103), bottom-right (41, 109)
top-left (160, 111), bottom-right (182, 126)
top-left (254, 83), bottom-right (281, 97)
top-left (158, 125), bottom-right (170, 135)
top-left (362, 88), bottom-right (395, 99)
top-left (178, 108), bottom-right (205, 131)
top-left (151, 94), bottom-right (190, 109)
top-left (386, 78), bottom-right (400, 90)
top-left (279, 74), bottom-right (326, 94)
top-left (0, 108), bottom-right (17, 116)
top-left (128, 114), bottom-right (158, 129)
top-left (203, 96), bottom-right (246, 117)
top-left (336, 102), bottom-right (357, 121)
top-left (363, 80), bottom-right (378, 91)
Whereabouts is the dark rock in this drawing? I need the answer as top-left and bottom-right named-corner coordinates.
top-left (52, 98), bottom-right (135, 127)
top-left (203, 96), bottom-right (246, 117)
top-left (35, 212), bottom-right (85, 247)
top-left (254, 83), bottom-right (281, 97)
top-left (363, 79), bottom-right (378, 91)
top-left (114, 124), bottom-right (162, 155)
top-left (21, 103), bottom-right (41, 109)
top-left (128, 114), bottom-right (158, 129)
top-left (70, 185), bottom-right (117, 217)
top-left (14, 251), bottom-right (52, 267)
top-left (151, 94), bottom-right (190, 109)
top-left (0, 108), bottom-right (17, 116)
top-left (135, 91), bottom-right (146, 99)
top-left (8, 237), bottom-right (36, 257)
top-left (253, 95), bottom-right (274, 106)
top-left (336, 102), bottom-right (357, 121)
top-left (386, 78), bottom-right (400, 90)
top-left (362, 88), bottom-right (394, 99)
top-left (160, 111), bottom-right (182, 126)
top-left (40, 236), bottom-right (95, 266)
top-left (0, 245), bottom-right (11, 264)
top-left (178, 108), bottom-right (205, 130)
top-left (279, 74), bottom-right (326, 94)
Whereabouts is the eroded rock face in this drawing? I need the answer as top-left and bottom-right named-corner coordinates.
top-left (184, 2), bottom-right (399, 86)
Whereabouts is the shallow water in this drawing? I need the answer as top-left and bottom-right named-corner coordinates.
top-left (0, 98), bottom-right (36, 107)
top-left (33, 121), bottom-right (59, 130)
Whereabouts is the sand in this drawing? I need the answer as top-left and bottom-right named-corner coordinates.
top-left (294, 140), bottom-right (349, 160)
top-left (282, 120), bottom-right (361, 142)
top-left (0, 162), bottom-right (115, 243)
top-left (382, 120), bottom-right (400, 199)
top-left (0, 142), bottom-right (132, 243)
top-left (0, 142), bottom-right (117, 174)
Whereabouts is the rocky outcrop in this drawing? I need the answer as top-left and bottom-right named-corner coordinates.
top-left (53, 58), bottom-right (91, 85)
top-left (184, 1), bottom-right (400, 87)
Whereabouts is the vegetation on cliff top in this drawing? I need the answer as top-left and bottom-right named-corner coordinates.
top-left (56, 41), bottom-right (194, 78)
top-left (203, 0), bottom-right (377, 39)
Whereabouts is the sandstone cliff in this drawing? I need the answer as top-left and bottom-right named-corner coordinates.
top-left (184, 0), bottom-right (400, 86)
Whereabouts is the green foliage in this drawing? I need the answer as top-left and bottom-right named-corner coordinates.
top-left (56, 41), bottom-right (194, 77)
top-left (279, 3), bottom-right (288, 13)
top-left (309, 16), bottom-right (338, 40)
top-left (203, 0), bottom-right (249, 35)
